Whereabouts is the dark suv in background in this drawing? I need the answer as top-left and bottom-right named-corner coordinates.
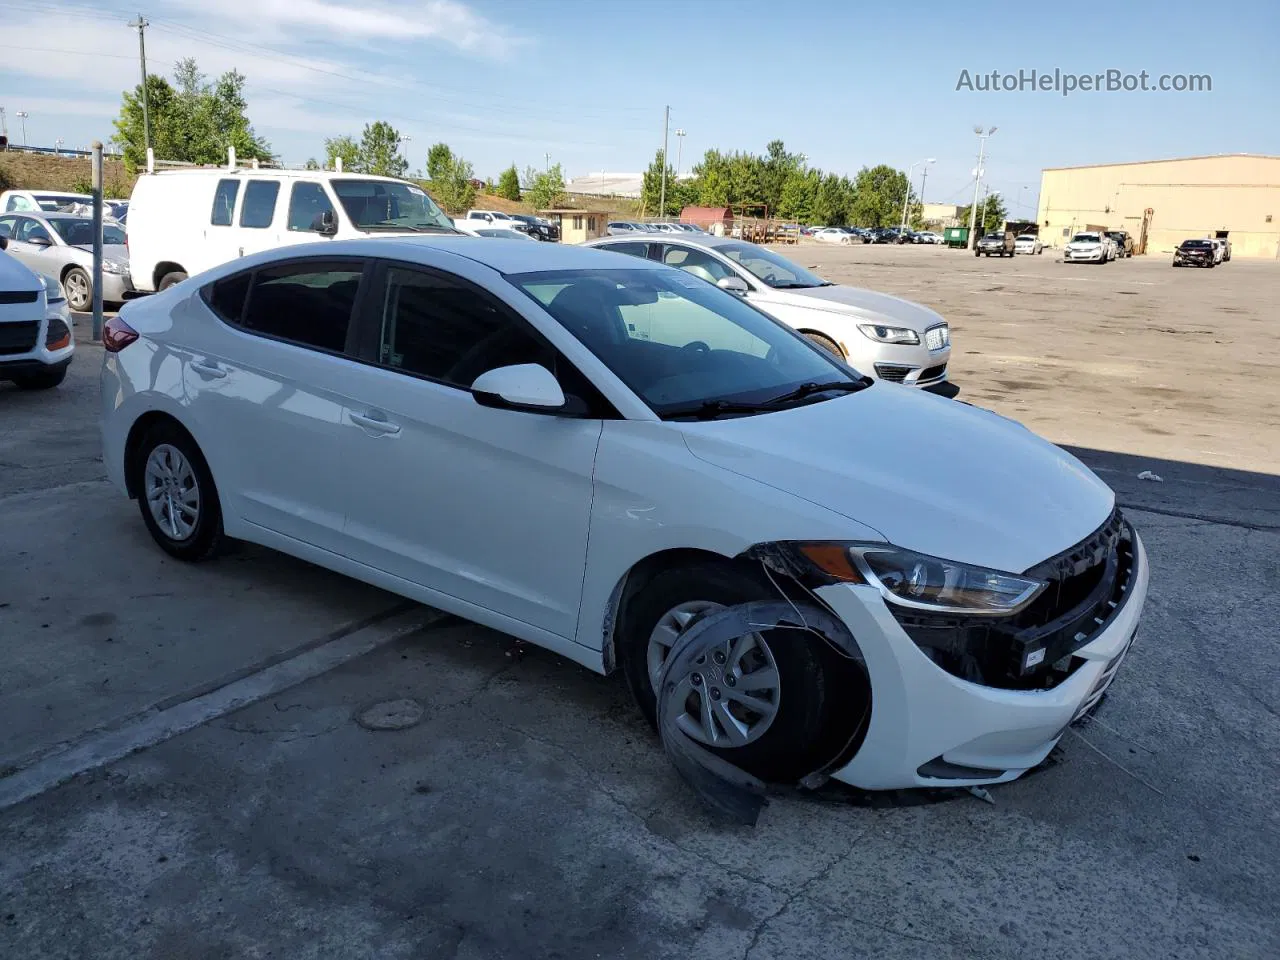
top-left (509, 214), bottom-right (560, 242)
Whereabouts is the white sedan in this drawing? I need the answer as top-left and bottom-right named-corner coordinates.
top-left (452, 219), bottom-right (536, 240)
top-left (1062, 232), bottom-right (1109, 263)
top-left (100, 237), bottom-right (1147, 792)
top-left (1014, 234), bottom-right (1043, 255)
top-left (587, 232), bottom-right (951, 389)
top-left (813, 227), bottom-right (857, 245)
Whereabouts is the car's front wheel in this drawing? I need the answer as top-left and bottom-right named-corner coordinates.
top-left (158, 270), bottom-right (188, 291)
top-left (63, 267), bottom-right (92, 312)
top-left (619, 562), bottom-right (843, 782)
top-left (131, 421), bottom-right (224, 561)
top-left (802, 331), bottom-right (844, 359)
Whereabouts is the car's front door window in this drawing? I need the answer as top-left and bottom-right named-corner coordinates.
top-left (659, 245), bottom-right (735, 285)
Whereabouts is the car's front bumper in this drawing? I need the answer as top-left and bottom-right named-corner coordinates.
top-left (101, 272), bottom-right (136, 302)
top-left (0, 302), bottom-right (75, 379)
top-left (817, 530), bottom-right (1149, 790)
top-left (1064, 249), bottom-right (1105, 261)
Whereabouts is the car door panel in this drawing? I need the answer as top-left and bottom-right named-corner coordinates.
top-left (339, 263), bottom-right (602, 639)
top-left (183, 259), bottom-right (368, 553)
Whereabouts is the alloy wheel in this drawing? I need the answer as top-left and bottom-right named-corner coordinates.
top-left (143, 443), bottom-right (201, 541)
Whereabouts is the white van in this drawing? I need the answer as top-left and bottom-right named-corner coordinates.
top-left (127, 168), bottom-right (455, 292)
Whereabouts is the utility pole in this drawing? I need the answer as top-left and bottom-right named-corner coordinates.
top-left (977, 185), bottom-right (991, 233)
top-left (658, 105), bottom-right (670, 218)
top-left (0, 107), bottom-right (7, 148)
top-left (674, 128), bottom-right (686, 178)
top-left (967, 126), bottom-right (996, 246)
top-left (15, 111), bottom-right (28, 148)
top-left (901, 158), bottom-right (935, 231)
top-left (544, 152), bottom-right (551, 172)
top-left (128, 14), bottom-right (151, 158)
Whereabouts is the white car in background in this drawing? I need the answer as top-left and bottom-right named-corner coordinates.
top-left (1014, 234), bottom-right (1043, 255)
top-left (1209, 238), bottom-right (1226, 263)
top-left (99, 236), bottom-right (1146, 792)
top-left (587, 232), bottom-right (952, 389)
top-left (1062, 232), bottom-right (1109, 264)
top-left (814, 227), bottom-right (857, 245)
top-left (914, 231), bottom-right (944, 245)
top-left (452, 219), bottom-right (536, 240)
top-left (1, 189), bottom-right (95, 214)
top-left (0, 236), bottom-right (74, 389)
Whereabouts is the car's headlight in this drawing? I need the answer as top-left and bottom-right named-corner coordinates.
top-left (793, 542), bottom-right (1045, 615)
top-left (858, 324), bottom-right (920, 345)
top-left (103, 259), bottom-right (129, 275)
top-left (41, 274), bottom-right (66, 304)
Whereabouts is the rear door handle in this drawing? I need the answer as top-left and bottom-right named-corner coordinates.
top-left (190, 360), bottom-right (227, 379)
top-left (349, 411), bottom-right (401, 436)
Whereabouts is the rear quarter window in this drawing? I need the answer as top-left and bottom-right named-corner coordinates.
top-left (239, 181), bottom-right (280, 229)
top-left (203, 272), bottom-right (251, 323)
top-left (211, 179), bottom-right (240, 226)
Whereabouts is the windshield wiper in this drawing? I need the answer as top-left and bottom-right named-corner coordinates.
top-left (665, 380), bottom-right (868, 420)
top-left (762, 379), bottom-right (869, 405)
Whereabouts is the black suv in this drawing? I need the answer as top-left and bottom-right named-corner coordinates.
top-left (509, 214), bottom-right (560, 242)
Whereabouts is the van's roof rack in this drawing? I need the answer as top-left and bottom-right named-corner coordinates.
top-left (145, 146), bottom-right (286, 174)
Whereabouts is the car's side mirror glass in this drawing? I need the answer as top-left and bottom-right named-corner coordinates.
top-left (30, 234), bottom-right (52, 247)
top-left (717, 275), bottom-right (749, 295)
top-left (471, 363), bottom-right (570, 412)
top-left (312, 210), bottom-right (338, 237)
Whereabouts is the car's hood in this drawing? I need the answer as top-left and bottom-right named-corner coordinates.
top-left (0, 250), bottom-right (41, 291)
top-left (70, 243), bottom-right (130, 262)
top-left (679, 386), bottom-right (1114, 573)
top-left (762, 284), bottom-right (945, 332)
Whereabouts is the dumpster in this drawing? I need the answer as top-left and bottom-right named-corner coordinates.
top-left (944, 226), bottom-right (970, 249)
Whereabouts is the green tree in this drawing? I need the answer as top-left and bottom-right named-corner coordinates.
top-left (358, 121), bottom-right (408, 178)
top-left (760, 139), bottom-right (803, 215)
top-left (304, 158), bottom-right (320, 171)
top-left (324, 134), bottom-right (360, 172)
top-left (777, 169), bottom-right (819, 222)
top-left (525, 163), bottom-right (566, 210)
top-left (431, 154), bottom-right (477, 214)
top-left (495, 164), bottom-right (522, 201)
top-left (850, 164), bottom-right (909, 227)
top-left (640, 150), bottom-right (680, 217)
top-left (956, 193), bottom-right (1009, 234)
top-left (426, 142), bottom-right (454, 182)
top-left (112, 58), bottom-right (272, 172)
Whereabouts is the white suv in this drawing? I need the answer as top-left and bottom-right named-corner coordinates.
top-left (0, 237), bottom-right (74, 389)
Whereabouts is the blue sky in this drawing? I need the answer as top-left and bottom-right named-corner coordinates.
top-left (1, 0), bottom-right (1276, 214)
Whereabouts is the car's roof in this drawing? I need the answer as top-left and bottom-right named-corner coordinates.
top-left (302, 235), bottom-right (664, 274)
top-left (590, 232), bottom-right (743, 252)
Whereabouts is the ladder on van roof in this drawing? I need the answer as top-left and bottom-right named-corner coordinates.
top-left (144, 146), bottom-right (286, 174)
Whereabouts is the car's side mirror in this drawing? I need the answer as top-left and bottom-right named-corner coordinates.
top-left (717, 275), bottom-right (749, 295)
top-left (312, 210), bottom-right (338, 237)
top-left (471, 363), bottom-right (580, 414)
top-left (29, 235), bottom-right (52, 247)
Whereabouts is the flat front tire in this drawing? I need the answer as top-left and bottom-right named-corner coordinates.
top-left (131, 421), bottom-right (224, 562)
top-left (619, 562), bottom-right (839, 782)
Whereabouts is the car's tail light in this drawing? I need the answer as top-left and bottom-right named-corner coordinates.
top-left (102, 316), bottom-right (139, 353)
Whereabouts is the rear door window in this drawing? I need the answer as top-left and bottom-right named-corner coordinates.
top-left (239, 181), bottom-right (281, 229)
top-left (211, 179), bottom-right (240, 226)
top-left (220, 259), bottom-right (366, 354)
top-left (598, 241), bottom-right (650, 259)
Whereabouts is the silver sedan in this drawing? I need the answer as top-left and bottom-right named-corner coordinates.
top-left (0, 211), bottom-right (134, 310)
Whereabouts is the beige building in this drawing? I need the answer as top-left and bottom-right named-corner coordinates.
top-left (920, 202), bottom-right (962, 228)
top-left (1037, 154), bottom-right (1280, 259)
top-left (541, 208), bottom-right (611, 244)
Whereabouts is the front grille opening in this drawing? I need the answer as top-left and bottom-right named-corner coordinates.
top-left (0, 320), bottom-right (41, 355)
top-left (0, 290), bottom-right (40, 305)
top-left (874, 363), bottom-right (912, 383)
top-left (891, 511), bottom-right (1136, 691)
top-left (919, 363), bottom-right (947, 382)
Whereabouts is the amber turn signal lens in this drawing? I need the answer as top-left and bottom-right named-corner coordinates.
top-left (46, 333), bottom-right (72, 350)
top-left (798, 544), bottom-right (865, 583)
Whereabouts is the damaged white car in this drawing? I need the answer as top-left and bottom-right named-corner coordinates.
top-left (100, 238), bottom-right (1147, 799)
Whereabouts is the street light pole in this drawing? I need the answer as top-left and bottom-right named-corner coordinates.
top-left (658, 105), bottom-right (670, 217)
top-left (967, 126), bottom-right (996, 246)
top-left (16, 111), bottom-right (28, 148)
top-left (674, 128), bottom-right (686, 178)
top-left (128, 15), bottom-right (151, 159)
top-left (900, 158), bottom-right (936, 231)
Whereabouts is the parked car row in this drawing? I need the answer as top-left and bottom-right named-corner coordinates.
top-left (464, 209), bottom-right (560, 241)
top-left (0, 232), bottom-right (75, 389)
top-left (810, 226), bottom-right (943, 245)
top-left (1062, 230), bottom-right (1133, 264)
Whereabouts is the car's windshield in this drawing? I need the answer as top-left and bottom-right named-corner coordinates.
top-left (47, 217), bottom-right (126, 245)
top-left (510, 267), bottom-right (858, 418)
top-left (1181, 240), bottom-right (1212, 248)
top-left (1072, 233), bottom-right (1101, 243)
top-left (331, 180), bottom-right (453, 232)
top-left (35, 195), bottom-right (89, 211)
top-left (715, 241), bottom-right (828, 288)
top-left (1017, 234), bottom-right (1035, 240)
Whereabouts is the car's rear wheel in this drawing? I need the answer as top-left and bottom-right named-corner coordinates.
top-left (13, 366), bottom-right (67, 390)
top-left (619, 562), bottom-right (842, 782)
top-left (158, 270), bottom-right (188, 291)
top-left (131, 422), bottom-right (224, 561)
top-left (63, 267), bottom-right (92, 312)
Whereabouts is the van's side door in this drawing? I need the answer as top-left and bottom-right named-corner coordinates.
top-left (278, 181), bottom-right (340, 250)
top-left (234, 180), bottom-right (285, 258)
top-left (203, 177), bottom-right (244, 271)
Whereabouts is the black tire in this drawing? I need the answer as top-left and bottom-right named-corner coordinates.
top-left (13, 366), bottom-right (67, 390)
top-left (974, 250), bottom-right (980, 257)
top-left (63, 266), bottom-right (92, 312)
top-left (802, 331), bottom-right (844, 359)
top-left (158, 270), bottom-right (188, 291)
top-left (131, 421), bottom-right (225, 562)
top-left (618, 562), bottom-right (837, 782)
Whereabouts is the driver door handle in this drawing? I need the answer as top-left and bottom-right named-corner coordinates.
top-left (349, 410), bottom-right (401, 436)
top-left (190, 360), bottom-right (227, 379)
